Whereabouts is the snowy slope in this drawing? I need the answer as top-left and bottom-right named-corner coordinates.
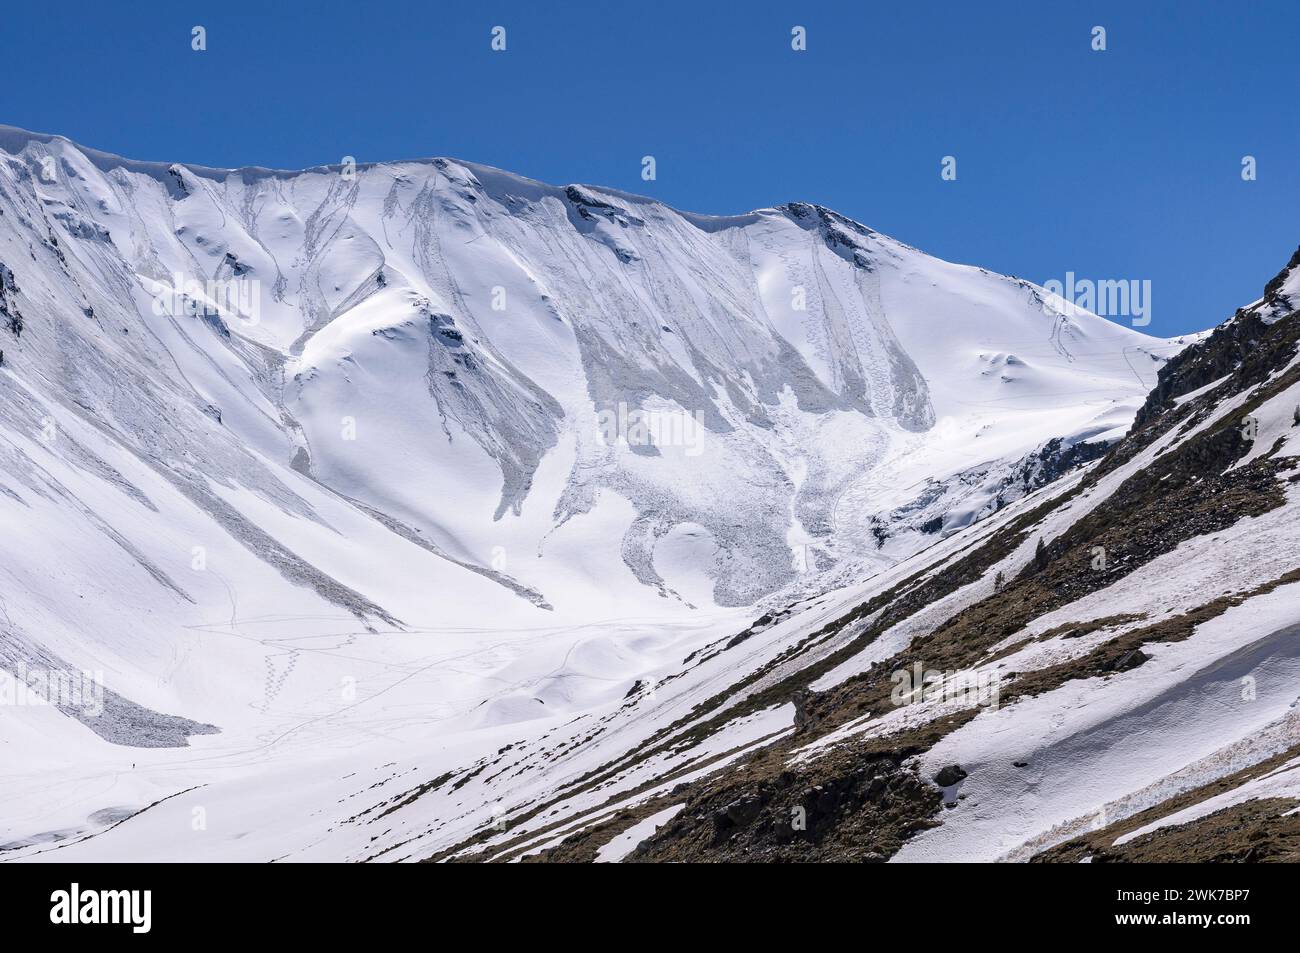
top-left (0, 127), bottom-right (1185, 862)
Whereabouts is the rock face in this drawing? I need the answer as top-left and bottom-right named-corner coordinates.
top-left (934, 765), bottom-right (967, 787)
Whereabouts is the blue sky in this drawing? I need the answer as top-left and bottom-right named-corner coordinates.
top-left (3, 0), bottom-right (1297, 336)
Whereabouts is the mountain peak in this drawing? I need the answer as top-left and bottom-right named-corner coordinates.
top-left (6, 126), bottom-right (1259, 867)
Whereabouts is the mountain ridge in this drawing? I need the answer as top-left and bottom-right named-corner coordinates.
top-left (0, 123), bottom-right (891, 232)
top-left (4, 128), bottom-right (1259, 864)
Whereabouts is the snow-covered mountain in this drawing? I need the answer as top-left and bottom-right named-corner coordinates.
top-left (0, 127), bottom-right (1213, 862)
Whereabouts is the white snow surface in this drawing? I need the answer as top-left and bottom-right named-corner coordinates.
top-left (594, 804), bottom-right (686, 863)
top-left (0, 126), bottom-right (1193, 862)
